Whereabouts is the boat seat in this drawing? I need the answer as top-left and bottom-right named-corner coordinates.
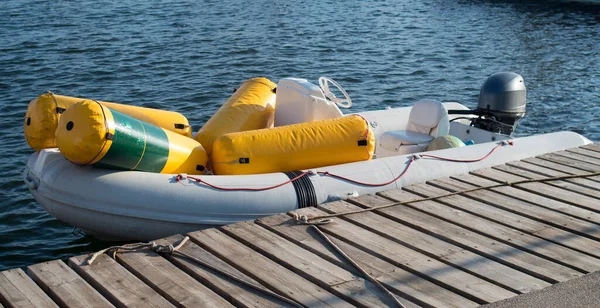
top-left (274, 78), bottom-right (344, 126)
top-left (377, 99), bottom-right (449, 157)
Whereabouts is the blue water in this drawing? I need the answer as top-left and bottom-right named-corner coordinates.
top-left (0, 0), bottom-right (598, 271)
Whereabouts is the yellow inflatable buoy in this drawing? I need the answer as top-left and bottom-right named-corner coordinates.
top-left (212, 115), bottom-right (375, 175)
top-left (55, 100), bottom-right (207, 174)
top-left (194, 77), bottom-right (277, 156)
top-left (24, 92), bottom-right (192, 151)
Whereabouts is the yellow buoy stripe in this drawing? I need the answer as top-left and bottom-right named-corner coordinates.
top-left (130, 119), bottom-right (148, 171)
top-left (88, 102), bottom-right (115, 165)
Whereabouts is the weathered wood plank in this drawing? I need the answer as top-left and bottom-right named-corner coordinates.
top-left (520, 158), bottom-right (600, 187)
top-left (222, 221), bottom-right (399, 307)
top-left (480, 167), bottom-right (600, 211)
top-left (488, 165), bottom-right (600, 202)
top-left (521, 157), bottom-right (600, 181)
top-left (505, 160), bottom-right (600, 192)
top-left (466, 169), bottom-right (600, 237)
top-left (555, 150), bottom-right (600, 166)
top-left (425, 177), bottom-right (600, 258)
top-left (383, 183), bottom-right (600, 272)
top-left (455, 166), bottom-right (600, 225)
top-left (115, 247), bottom-right (234, 307)
top-left (582, 144), bottom-right (600, 153)
top-left (566, 147), bottom-right (600, 160)
top-left (537, 153), bottom-right (600, 173)
top-left (348, 194), bottom-right (582, 283)
top-left (69, 253), bottom-right (174, 308)
top-left (155, 235), bottom-right (294, 308)
top-left (465, 169), bottom-right (600, 238)
top-left (0, 268), bottom-right (58, 308)
top-left (256, 213), bottom-right (477, 308)
top-left (317, 200), bottom-right (549, 294)
top-left (494, 163), bottom-right (600, 199)
top-left (27, 260), bottom-right (113, 308)
top-left (287, 207), bottom-right (517, 304)
top-left (187, 228), bottom-right (354, 307)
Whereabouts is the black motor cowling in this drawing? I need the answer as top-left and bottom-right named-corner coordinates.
top-left (471, 72), bottom-right (527, 136)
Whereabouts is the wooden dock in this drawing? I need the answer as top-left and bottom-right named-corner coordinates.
top-left (2, 143), bottom-right (600, 307)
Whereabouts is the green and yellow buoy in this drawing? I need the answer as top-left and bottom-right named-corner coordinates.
top-left (55, 100), bottom-right (207, 174)
top-left (24, 92), bottom-right (193, 151)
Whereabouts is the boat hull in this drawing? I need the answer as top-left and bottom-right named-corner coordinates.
top-left (24, 127), bottom-right (592, 241)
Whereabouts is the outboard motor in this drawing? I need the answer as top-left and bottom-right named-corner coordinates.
top-left (448, 72), bottom-right (526, 136)
top-left (472, 72), bottom-right (526, 135)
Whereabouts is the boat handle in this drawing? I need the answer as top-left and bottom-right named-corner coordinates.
top-left (24, 174), bottom-right (38, 190)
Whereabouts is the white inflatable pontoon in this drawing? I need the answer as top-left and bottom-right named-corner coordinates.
top-left (23, 74), bottom-right (593, 241)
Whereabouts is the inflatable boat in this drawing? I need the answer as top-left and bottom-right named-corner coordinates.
top-left (23, 73), bottom-right (592, 241)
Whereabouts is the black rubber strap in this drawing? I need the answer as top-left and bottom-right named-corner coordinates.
top-left (285, 171), bottom-right (317, 208)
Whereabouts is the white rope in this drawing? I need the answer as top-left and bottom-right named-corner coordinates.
top-left (86, 237), bottom-right (189, 265)
top-left (290, 213), bottom-right (332, 225)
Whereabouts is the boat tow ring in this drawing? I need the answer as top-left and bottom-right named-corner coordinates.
top-left (319, 77), bottom-right (352, 108)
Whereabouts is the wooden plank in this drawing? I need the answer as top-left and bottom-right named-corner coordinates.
top-left (69, 253), bottom-right (174, 308)
top-left (222, 221), bottom-right (398, 307)
top-left (285, 207), bottom-right (518, 304)
top-left (454, 170), bottom-right (600, 230)
top-left (521, 157), bottom-right (600, 183)
top-left (566, 147), bottom-right (600, 160)
top-left (582, 144), bottom-right (600, 153)
top-left (472, 169), bottom-right (600, 219)
top-left (155, 235), bottom-right (294, 308)
top-left (0, 268), bottom-right (58, 308)
top-left (495, 163), bottom-right (600, 199)
top-left (472, 167), bottom-right (600, 211)
top-left (114, 247), bottom-right (234, 307)
top-left (469, 168), bottom-right (600, 227)
top-left (187, 228), bottom-right (354, 307)
top-left (505, 160), bottom-right (600, 192)
top-left (425, 177), bottom-right (600, 258)
top-left (347, 194), bottom-right (582, 283)
top-left (257, 213), bottom-right (478, 308)
top-left (317, 200), bottom-right (550, 294)
top-left (27, 260), bottom-right (113, 308)
top-left (555, 150), bottom-right (600, 166)
top-left (479, 164), bottom-right (600, 225)
top-left (537, 153), bottom-right (600, 173)
top-left (382, 183), bottom-right (600, 273)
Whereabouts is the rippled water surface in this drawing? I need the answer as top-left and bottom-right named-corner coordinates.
top-left (0, 0), bottom-right (599, 270)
